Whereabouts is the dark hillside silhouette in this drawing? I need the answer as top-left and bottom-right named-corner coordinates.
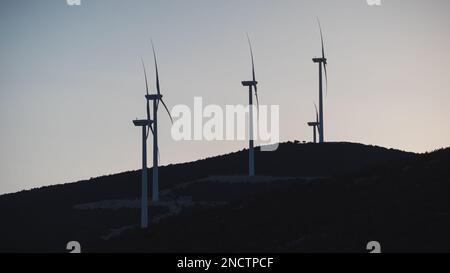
top-left (2, 142), bottom-right (447, 253)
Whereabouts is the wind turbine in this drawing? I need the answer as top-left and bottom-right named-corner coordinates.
top-left (132, 59), bottom-right (154, 229)
top-left (241, 34), bottom-right (260, 177)
top-left (307, 104), bottom-right (320, 143)
top-left (145, 41), bottom-right (173, 202)
top-left (312, 19), bottom-right (328, 143)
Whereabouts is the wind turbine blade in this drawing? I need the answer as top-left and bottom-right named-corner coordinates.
top-left (146, 100), bottom-right (151, 138)
top-left (246, 34), bottom-right (256, 82)
top-left (317, 18), bottom-right (325, 59)
top-left (147, 122), bottom-right (155, 140)
top-left (142, 58), bottom-right (152, 139)
top-left (246, 34), bottom-right (259, 124)
top-left (141, 58), bottom-right (149, 96)
top-left (255, 86), bottom-right (259, 111)
top-left (254, 86), bottom-right (260, 124)
top-left (151, 40), bottom-right (161, 96)
top-left (160, 98), bottom-right (174, 124)
top-left (324, 63), bottom-right (328, 96)
top-left (314, 103), bottom-right (319, 122)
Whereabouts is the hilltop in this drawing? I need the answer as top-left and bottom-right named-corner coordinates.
top-left (2, 142), bottom-right (449, 252)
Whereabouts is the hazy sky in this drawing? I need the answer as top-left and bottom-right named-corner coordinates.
top-left (1, 0), bottom-right (449, 195)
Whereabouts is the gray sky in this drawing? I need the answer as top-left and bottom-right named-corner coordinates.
top-left (1, 0), bottom-right (449, 195)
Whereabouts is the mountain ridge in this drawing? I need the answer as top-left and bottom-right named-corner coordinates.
top-left (0, 141), bottom-right (414, 199)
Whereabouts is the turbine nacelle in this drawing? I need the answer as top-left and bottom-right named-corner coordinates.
top-left (145, 94), bottom-right (163, 101)
top-left (307, 122), bottom-right (320, 127)
top-left (133, 119), bottom-right (153, 127)
top-left (241, 80), bottom-right (258, 87)
top-left (312, 57), bottom-right (327, 64)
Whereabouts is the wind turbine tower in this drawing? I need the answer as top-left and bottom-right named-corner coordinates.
top-left (241, 35), bottom-right (260, 177)
top-left (312, 20), bottom-right (328, 143)
top-left (133, 119), bottom-right (152, 228)
top-left (145, 42), bottom-right (173, 202)
top-left (132, 58), bottom-right (155, 229)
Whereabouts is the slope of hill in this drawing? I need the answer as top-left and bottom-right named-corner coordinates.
top-left (93, 147), bottom-right (450, 253)
top-left (2, 142), bottom-right (443, 253)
